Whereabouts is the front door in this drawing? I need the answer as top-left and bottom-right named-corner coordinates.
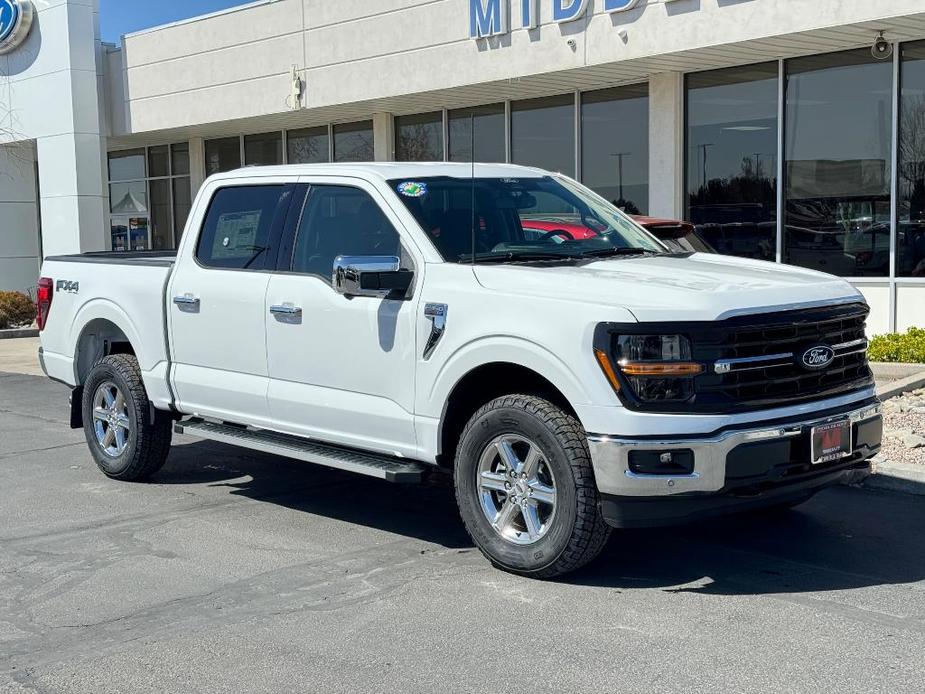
top-left (168, 178), bottom-right (295, 427)
top-left (265, 180), bottom-right (421, 458)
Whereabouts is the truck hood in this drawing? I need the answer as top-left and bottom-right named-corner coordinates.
top-left (473, 253), bottom-right (864, 322)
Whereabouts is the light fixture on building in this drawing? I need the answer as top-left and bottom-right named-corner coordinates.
top-left (287, 65), bottom-right (304, 111)
top-left (871, 31), bottom-right (893, 61)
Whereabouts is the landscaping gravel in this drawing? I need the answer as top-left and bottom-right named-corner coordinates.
top-left (877, 387), bottom-right (925, 467)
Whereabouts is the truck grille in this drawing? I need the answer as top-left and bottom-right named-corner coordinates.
top-left (613, 303), bottom-right (874, 414)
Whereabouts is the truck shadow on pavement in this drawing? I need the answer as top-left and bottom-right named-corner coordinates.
top-left (159, 439), bottom-right (925, 596)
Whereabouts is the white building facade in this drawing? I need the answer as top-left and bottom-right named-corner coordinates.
top-left (4, 0), bottom-right (925, 334)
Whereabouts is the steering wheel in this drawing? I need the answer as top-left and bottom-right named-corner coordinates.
top-left (539, 229), bottom-right (575, 242)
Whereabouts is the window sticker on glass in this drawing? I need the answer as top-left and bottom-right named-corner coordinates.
top-left (397, 181), bottom-right (428, 198)
top-left (213, 210), bottom-right (262, 258)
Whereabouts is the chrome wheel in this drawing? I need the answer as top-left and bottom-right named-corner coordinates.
top-left (91, 381), bottom-right (131, 458)
top-left (477, 434), bottom-right (557, 546)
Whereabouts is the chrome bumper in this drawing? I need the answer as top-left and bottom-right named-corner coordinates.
top-left (587, 402), bottom-right (882, 497)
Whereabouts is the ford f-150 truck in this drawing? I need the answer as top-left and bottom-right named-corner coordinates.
top-left (36, 163), bottom-right (882, 578)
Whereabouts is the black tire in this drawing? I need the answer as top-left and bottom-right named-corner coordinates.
top-left (81, 354), bottom-right (173, 481)
top-left (454, 395), bottom-right (611, 579)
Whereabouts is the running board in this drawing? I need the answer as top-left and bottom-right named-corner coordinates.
top-left (174, 419), bottom-right (427, 483)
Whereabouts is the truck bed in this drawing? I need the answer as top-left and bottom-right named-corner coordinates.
top-left (38, 252), bottom-right (175, 402)
top-left (45, 251), bottom-right (177, 267)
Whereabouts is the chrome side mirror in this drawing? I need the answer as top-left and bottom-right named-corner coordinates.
top-left (332, 255), bottom-right (413, 299)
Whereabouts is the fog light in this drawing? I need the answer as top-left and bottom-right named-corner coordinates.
top-left (628, 449), bottom-right (695, 476)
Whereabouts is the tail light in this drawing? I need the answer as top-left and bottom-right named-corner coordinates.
top-left (36, 277), bottom-right (53, 331)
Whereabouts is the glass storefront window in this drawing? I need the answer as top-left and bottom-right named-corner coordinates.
top-left (582, 84), bottom-right (649, 215)
top-left (288, 126), bottom-right (330, 164)
top-left (108, 149), bottom-right (145, 182)
top-left (333, 121), bottom-right (374, 162)
top-left (109, 217), bottom-right (150, 252)
top-left (396, 112), bottom-right (444, 161)
top-left (148, 145), bottom-right (170, 178)
top-left (244, 132), bottom-right (283, 166)
top-left (899, 41), bottom-right (925, 277)
top-left (784, 50), bottom-right (893, 277)
top-left (149, 179), bottom-right (173, 250)
top-left (173, 177), bottom-right (192, 239)
top-left (686, 64), bottom-right (778, 261)
top-left (205, 137), bottom-right (242, 175)
top-left (108, 142), bottom-right (192, 251)
top-left (511, 95), bottom-right (576, 177)
top-left (109, 181), bottom-right (147, 214)
top-left (448, 103), bottom-right (505, 163)
top-left (171, 143), bottom-right (190, 176)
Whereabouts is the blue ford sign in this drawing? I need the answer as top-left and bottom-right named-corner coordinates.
top-left (470, 0), bottom-right (642, 37)
top-left (0, 0), bottom-right (33, 55)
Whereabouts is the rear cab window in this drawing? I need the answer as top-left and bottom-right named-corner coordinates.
top-left (196, 185), bottom-right (292, 270)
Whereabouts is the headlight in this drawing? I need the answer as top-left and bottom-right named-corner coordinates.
top-left (617, 334), bottom-right (691, 362)
top-left (595, 333), bottom-right (703, 403)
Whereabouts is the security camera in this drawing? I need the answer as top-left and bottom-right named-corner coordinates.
top-left (872, 32), bottom-right (893, 61)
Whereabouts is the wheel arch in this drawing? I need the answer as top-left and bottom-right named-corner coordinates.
top-left (72, 314), bottom-right (139, 387)
top-left (67, 304), bottom-right (146, 429)
top-left (436, 361), bottom-right (582, 468)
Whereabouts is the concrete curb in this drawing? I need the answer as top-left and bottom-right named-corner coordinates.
top-left (861, 461), bottom-right (925, 496)
top-left (0, 328), bottom-right (39, 340)
top-left (875, 369), bottom-right (925, 400)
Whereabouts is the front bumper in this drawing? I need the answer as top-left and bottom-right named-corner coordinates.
top-left (588, 399), bottom-right (882, 500)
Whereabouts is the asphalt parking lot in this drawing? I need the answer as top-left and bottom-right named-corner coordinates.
top-left (1, 369), bottom-right (924, 693)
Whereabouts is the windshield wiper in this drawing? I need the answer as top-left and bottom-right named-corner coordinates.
top-left (579, 247), bottom-right (658, 259)
top-left (462, 251), bottom-right (582, 264)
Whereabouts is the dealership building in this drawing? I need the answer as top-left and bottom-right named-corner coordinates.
top-left (3, 0), bottom-right (925, 333)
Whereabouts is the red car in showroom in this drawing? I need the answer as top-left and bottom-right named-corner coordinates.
top-left (521, 215), bottom-right (715, 254)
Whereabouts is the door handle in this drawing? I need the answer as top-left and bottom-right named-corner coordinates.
top-left (173, 295), bottom-right (200, 307)
top-left (270, 304), bottom-right (302, 316)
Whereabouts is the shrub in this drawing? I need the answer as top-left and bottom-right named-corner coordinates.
top-left (868, 327), bottom-right (925, 364)
top-left (0, 291), bottom-right (36, 329)
top-left (0, 308), bottom-right (8, 330)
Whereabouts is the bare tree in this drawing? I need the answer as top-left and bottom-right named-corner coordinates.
top-left (0, 73), bottom-right (33, 177)
top-left (397, 123), bottom-right (441, 162)
top-left (900, 95), bottom-right (925, 220)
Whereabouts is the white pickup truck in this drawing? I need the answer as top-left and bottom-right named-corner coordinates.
top-left (36, 163), bottom-right (882, 578)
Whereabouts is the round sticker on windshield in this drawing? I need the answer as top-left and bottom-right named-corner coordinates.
top-left (397, 181), bottom-right (428, 198)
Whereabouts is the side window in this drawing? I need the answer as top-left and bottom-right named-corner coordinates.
top-left (291, 185), bottom-right (402, 281)
top-left (196, 185), bottom-right (287, 270)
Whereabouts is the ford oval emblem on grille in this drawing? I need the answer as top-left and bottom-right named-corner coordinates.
top-left (801, 345), bottom-right (835, 370)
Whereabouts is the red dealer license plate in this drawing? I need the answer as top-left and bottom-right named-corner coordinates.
top-left (811, 419), bottom-right (853, 465)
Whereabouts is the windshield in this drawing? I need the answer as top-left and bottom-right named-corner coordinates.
top-left (388, 176), bottom-right (666, 263)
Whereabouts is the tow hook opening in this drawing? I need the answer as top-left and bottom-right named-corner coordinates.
top-left (628, 449), bottom-right (695, 476)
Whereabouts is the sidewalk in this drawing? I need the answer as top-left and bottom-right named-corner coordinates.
top-left (0, 337), bottom-right (42, 376)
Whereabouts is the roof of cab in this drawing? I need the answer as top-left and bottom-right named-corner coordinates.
top-left (207, 162), bottom-right (552, 183)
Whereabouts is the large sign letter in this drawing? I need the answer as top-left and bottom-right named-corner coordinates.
top-left (604, 0), bottom-right (642, 13)
top-left (552, 0), bottom-right (591, 24)
top-left (469, 0), bottom-right (508, 38)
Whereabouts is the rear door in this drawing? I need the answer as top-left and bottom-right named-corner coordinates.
top-left (264, 177), bottom-right (422, 458)
top-left (168, 177), bottom-right (296, 426)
